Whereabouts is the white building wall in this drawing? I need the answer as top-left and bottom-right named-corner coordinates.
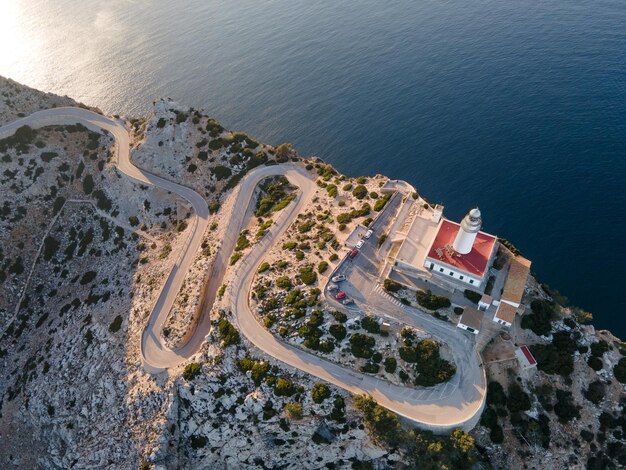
top-left (492, 314), bottom-right (512, 327)
top-left (424, 257), bottom-right (484, 287)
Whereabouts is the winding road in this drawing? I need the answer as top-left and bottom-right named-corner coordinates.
top-left (0, 107), bottom-right (485, 433)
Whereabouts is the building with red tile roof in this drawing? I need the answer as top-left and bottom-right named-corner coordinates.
top-left (423, 212), bottom-right (497, 289)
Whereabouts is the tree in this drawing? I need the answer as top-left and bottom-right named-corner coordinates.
top-left (507, 383), bottom-right (531, 413)
top-left (487, 381), bottom-right (507, 407)
top-left (553, 389), bottom-right (580, 423)
top-left (521, 299), bottom-right (556, 336)
top-left (329, 324), bottom-right (347, 341)
top-left (183, 362), bottom-right (201, 380)
top-left (311, 383), bottom-right (331, 403)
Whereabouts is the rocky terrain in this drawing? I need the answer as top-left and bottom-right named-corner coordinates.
top-left (1, 77), bottom-right (625, 470)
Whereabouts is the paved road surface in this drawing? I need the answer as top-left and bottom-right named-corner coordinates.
top-left (0, 108), bottom-right (485, 433)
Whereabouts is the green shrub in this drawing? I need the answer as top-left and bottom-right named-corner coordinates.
top-left (218, 318), bottom-right (240, 346)
top-left (530, 332), bottom-right (576, 376)
top-left (383, 278), bottom-right (402, 293)
top-left (384, 357), bottom-right (397, 373)
top-left (342, 183), bottom-right (353, 191)
top-left (318, 261), bottom-right (329, 273)
top-left (128, 216), bottom-right (139, 226)
top-left (373, 193), bottom-right (392, 211)
top-left (521, 299), bottom-right (556, 336)
top-left (276, 275), bottom-right (293, 290)
top-left (587, 356), bottom-right (603, 371)
top-left (251, 362), bottom-right (270, 385)
top-left (212, 165), bottom-right (232, 180)
top-left (400, 339), bottom-right (456, 386)
top-left (553, 389), bottom-right (580, 423)
top-left (258, 262), bottom-right (270, 273)
top-left (415, 290), bottom-right (451, 310)
top-left (43, 236), bottom-right (60, 261)
top-left (299, 265), bottom-right (317, 285)
top-left (92, 190), bottom-right (112, 211)
top-left (312, 383), bottom-right (331, 403)
top-left (614, 357), bottom-right (626, 383)
top-left (175, 112), bottom-right (187, 124)
top-left (377, 233), bottom-right (387, 248)
top-left (109, 315), bottom-right (123, 333)
top-left (329, 324), bottom-right (347, 341)
top-left (590, 340), bottom-right (609, 358)
top-left (490, 424), bottom-right (504, 444)
top-left (190, 434), bottom-right (207, 449)
top-left (507, 383), bottom-right (531, 413)
top-left (235, 231), bottom-right (250, 251)
top-left (183, 362), bottom-right (202, 381)
top-left (352, 185), bottom-right (368, 199)
top-left (361, 316), bottom-right (381, 334)
top-left (353, 395), bottom-right (401, 446)
top-left (82, 174), bottom-right (94, 194)
top-left (487, 381), bottom-right (507, 407)
top-left (350, 333), bottom-right (376, 358)
top-left (463, 289), bottom-right (482, 303)
top-left (298, 221), bottom-right (315, 233)
top-left (79, 271), bottom-right (97, 285)
top-left (584, 380), bottom-right (606, 405)
top-left (274, 377), bottom-right (296, 397)
top-left (361, 362), bottom-right (380, 373)
top-left (285, 402), bottom-right (303, 420)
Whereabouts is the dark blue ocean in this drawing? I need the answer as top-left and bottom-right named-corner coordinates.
top-left (4, 0), bottom-right (626, 337)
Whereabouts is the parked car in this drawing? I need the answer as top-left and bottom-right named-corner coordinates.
top-left (364, 229), bottom-right (373, 239)
top-left (356, 240), bottom-right (365, 249)
top-left (342, 298), bottom-right (354, 305)
top-left (331, 274), bottom-right (346, 283)
top-left (335, 291), bottom-right (346, 300)
top-left (349, 249), bottom-right (359, 259)
top-left (328, 283), bottom-right (339, 292)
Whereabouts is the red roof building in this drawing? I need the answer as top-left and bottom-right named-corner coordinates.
top-left (424, 219), bottom-right (497, 288)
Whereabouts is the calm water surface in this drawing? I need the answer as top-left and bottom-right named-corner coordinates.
top-left (2, 0), bottom-right (625, 336)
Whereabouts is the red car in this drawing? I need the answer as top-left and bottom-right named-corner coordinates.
top-left (335, 291), bottom-right (346, 300)
top-left (349, 249), bottom-right (359, 259)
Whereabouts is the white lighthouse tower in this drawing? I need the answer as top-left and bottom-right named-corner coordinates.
top-left (453, 208), bottom-right (482, 255)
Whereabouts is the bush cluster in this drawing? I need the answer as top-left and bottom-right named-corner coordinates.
top-left (415, 290), bottom-right (451, 310)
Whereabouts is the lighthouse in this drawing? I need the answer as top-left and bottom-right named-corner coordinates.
top-left (453, 208), bottom-right (482, 254)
